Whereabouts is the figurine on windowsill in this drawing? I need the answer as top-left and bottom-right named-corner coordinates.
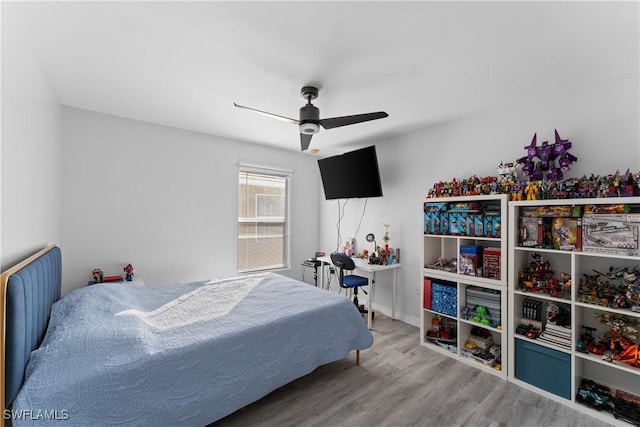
top-left (124, 263), bottom-right (134, 281)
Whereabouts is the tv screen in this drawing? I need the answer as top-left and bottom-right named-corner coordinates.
top-left (317, 145), bottom-right (383, 200)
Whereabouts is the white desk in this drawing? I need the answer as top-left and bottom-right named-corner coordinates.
top-left (318, 255), bottom-right (401, 329)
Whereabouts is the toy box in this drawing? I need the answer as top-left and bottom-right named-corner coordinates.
top-left (459, 245), bottom-right (483, 276)
top-left (551, 217), bottom-right (579, 250)
top-left (483, 211), bottom-right (501, 237)
top-left (431, 282), bottom-right (457, 317)
top-left (519, 216), bottom-right (539, 247)
top-left (424, 202), bottom-right (447, 234)
top-left (424, 212), bottom-right (430, 234)
top-left (535, 205), bottom-right (582, 217)
top-left (468, 331), bottom-right (494, 350)
top-left (584, 204), bottom-right (628, 214)
top-left (458, 212), bottom-right (471, 236)
top-left (440, 211), bottom-right (449, 234)
top-left (538, 217), bottom-right (553, 248)
top-left (474, 214), bottom-right (485, 237)
top-left (582, 213), bottom-right (640, 256)
top-left (482, 247), bottom-right (501, 280)
top-left (448, 212), bottom-right (460, 235)
top-left (448, 201), bottom-right (479, 211)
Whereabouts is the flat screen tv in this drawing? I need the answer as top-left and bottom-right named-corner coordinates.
top-left (317, 145), bottom-right (383, 200)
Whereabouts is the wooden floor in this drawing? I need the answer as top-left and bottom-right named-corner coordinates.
top-left (211, 314), bottom-right (613, 427)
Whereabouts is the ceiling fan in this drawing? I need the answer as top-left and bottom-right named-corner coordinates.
top-left (234, 86), bottom-right (388, 151)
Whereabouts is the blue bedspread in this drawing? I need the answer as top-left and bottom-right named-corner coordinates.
top-left (11, 273), bottom-right (373, 426)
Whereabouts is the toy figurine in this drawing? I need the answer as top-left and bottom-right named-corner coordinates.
top-left (90, 268), bottom-right (103, 285)
top-left (524, 181), bottom-right (539, 200)
top-left (510, 181), bottom-right (523, 201)
top-left (576, 326), bottom-right (596, 353)
top-left (517, 130), bottom-right (578, 182)
top-left (124, 263), bottom-right (134, 281)
top-left (472, 306), bottom-right (492, 326)
top-left (382, 223), bottom-right (391, 254)
top-left (497, 161), bottom-right (520, 183)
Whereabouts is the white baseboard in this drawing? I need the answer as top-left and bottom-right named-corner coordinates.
top-left (371, 303), bottom-right (420, 328)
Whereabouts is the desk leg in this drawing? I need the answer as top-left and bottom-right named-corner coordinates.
top-left (367, 272), bottom-right (374, 329)
top-left (392, 268), bottom-right (397, 321)
top-left (319, 263), bottom-right (325, 290)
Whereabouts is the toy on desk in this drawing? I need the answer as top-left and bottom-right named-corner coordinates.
top-left (124, 263), bottom-right (134, 281)
top-left (339, 237), bottom-right (355, 256)
top-left (382, 223), bottom-right (391, 255)
top-left (368, 254), bottom-right (385, 265)
top-left (340, 246), bottom-right (353, 256)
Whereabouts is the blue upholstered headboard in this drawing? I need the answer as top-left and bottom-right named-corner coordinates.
top-left (1, 245), bottom-right (61, 412)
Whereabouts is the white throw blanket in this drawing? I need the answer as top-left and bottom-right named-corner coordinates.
top-left (116, 276), bottom-right (262, 331)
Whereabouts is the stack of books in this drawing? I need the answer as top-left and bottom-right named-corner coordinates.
top-left (538, 322), bottom-right (572, 348)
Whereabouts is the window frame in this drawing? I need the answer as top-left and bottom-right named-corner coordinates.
top-left (237, 163), bottom-right (292, 273)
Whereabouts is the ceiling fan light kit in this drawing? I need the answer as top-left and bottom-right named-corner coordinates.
top-left (300, 122), bottom-right (320, 134)
top-left (234, 86), bottom-right (388, 151)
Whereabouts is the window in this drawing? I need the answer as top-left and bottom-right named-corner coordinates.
top-left (237, 165), bottom-right (291, 273)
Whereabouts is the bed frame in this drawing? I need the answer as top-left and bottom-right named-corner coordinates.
top-left (1, 245), bottom-right (61, 427)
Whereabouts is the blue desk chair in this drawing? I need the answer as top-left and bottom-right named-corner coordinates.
top-left (330, 252), bottom-right (374, 318)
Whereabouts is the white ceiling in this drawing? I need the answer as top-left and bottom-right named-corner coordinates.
top-left (8, 1), bottom-right (639, 156)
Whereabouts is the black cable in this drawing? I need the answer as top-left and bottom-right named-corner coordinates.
top-left (354, 198), bottom-right (368, 245)
top-left (335, 199), bottom-right (349, 251)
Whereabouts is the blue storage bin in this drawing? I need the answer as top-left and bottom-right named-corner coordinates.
top-left (431, 282), bottom-right (457, 317)
top-left (515, 339), bottom-right (571, 399)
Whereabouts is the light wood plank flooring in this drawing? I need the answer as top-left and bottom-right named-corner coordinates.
top-left (211, 314), bottom-right (614, 427)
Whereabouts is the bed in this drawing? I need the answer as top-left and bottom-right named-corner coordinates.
top-left (1, 245), bottom-right (373, 426)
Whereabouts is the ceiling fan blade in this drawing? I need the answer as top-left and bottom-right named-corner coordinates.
top-left (300, 133), bottom-right (313, 151)
top-left (319, 112), bottom-right (388, 129)
top-left (233, 103), bottom-right (299, 124)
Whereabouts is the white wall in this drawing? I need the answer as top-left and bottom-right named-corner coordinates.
top-left (1, 3), bottom-right (62, 270)
top-left (60, 108), bottom-right (321, 294)
top-left (320, 73), bottom-right (640, 326)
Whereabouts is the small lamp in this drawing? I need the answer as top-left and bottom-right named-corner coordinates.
top-left (365, 233), bottom-right (377, 253)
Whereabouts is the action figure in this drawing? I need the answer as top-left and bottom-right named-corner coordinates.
top-left (124, 263), bottom-right (134, 281)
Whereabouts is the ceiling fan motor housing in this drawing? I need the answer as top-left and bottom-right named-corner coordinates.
top-left (299, 103), bottom-right (320, 134)
top-left (234, 85), bottom-right (388, 150)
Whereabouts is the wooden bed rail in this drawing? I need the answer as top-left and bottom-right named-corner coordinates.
top-left (1, 245), bottom-right (58, 427)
